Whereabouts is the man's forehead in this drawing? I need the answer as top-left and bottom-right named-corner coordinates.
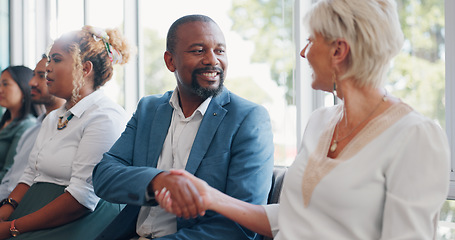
top-left (176, 22), bottom-right (225, 46)
top-left (177, 21), bottom-right (223, 36)
top-left (35, 59), bottom-right (47, 71)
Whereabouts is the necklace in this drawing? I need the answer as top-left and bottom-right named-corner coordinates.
top-left (330, 94), bottom-right (387, 153)
top-left (57, 113), bottom-right (74, 130)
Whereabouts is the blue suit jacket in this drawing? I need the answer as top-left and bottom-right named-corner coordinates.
top-left (92, 88), bottom-right (274, 240)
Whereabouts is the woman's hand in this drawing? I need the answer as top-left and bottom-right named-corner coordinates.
top-left (0, 221), bottom-right (12, 239)
top-left (155, 170), bottom-right (215, 217)
top-left (155, 187), bottom-right (173, 212)
top-left (0, 205), bottom-right (15, 222)
top-left (157, 170), bottom-right (273, 237)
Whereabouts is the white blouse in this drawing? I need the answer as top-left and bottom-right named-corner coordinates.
top-left (20, 90), bottom-right (128, 211)
top-left (264, 102), bottom-right (450, 240)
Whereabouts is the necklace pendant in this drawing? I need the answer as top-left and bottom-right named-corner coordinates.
top-left (57, 118), bottom-right (68, 130)
top-left (57, 114), bottom-right (74, 130)
top-left (330, 141), bottom-right (338, 152)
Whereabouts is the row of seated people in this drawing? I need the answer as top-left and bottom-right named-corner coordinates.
top-left (0, 1), bottom-right (451, 239)
top-left (0, 15), bottom-right (274, 240)
top-left (0, 65), bottom-right (41, 183)
top-left (0, 25), bottom-right (130, 239)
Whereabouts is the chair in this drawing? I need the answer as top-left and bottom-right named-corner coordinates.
top-left (267, 165), bottom-right (288, 204)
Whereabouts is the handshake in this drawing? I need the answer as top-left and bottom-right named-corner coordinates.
top-left (152, 170), bottom-right (272, 238)
top-left (153, 170), bottom-right (216, 219)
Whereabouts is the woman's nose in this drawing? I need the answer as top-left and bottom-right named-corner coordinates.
top-left (300, 43), bottom-right (309, 58)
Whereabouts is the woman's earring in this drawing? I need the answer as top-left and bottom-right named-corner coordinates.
top-left (332, 72), bottom-right (338, 104)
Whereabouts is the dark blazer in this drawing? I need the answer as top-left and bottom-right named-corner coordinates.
top-left (93, 88), bottom-right (274, 239)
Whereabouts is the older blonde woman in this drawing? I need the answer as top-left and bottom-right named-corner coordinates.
top-left (156, 0), bottom-right (450, 239)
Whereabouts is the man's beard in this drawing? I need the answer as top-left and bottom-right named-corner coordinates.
top-left (191, 67), bottom-right (225, 99)
top-left (31, 88), bottom-right (55, 105)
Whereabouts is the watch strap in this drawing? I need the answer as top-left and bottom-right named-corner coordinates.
top-left (0, 198), bottom-right (18, 209)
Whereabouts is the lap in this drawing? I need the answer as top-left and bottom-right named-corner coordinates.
top-left (8, 182), bottom-right (123, 240)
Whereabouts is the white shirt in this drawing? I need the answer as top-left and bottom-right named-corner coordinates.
top-left (0, 114), bottom-right (46, 199)
top-left (136, 90), bottom-right (211, 238)
top-left (264, 102), bottom-right (450, 240)
top-left (19, 90), bottom-right (128, 211)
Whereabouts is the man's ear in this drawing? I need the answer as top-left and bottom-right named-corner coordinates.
top-left (332, 39), bottom-right (350, 65)
top-left (164, 51), bottom-right (176, 72)
top-left (82, 61), bottom-right (94, 77)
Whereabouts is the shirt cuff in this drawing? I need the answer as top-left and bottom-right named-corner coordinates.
top-left (263, 204), bottom-right (280, 237)
top-left (65, 178), bottom-right (99, 211)
top-left (145, 188), bottom-right (154, 202)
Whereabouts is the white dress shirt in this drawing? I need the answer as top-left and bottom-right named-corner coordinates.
top-left (136, 89), bottom-right (211, 238)
top-left (19, 90), bottom-right (128, 211)
top-left (263, 102), bottom-right (450, 239)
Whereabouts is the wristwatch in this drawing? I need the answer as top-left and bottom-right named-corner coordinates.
top-left (0, 198), bottom-right (18, 209)
top-left (10, 220), bottom-right (20, 237)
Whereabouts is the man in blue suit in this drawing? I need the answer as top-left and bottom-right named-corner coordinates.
top-left (92, 14), bottom-right (274, 239)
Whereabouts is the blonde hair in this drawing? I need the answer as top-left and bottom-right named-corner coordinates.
top-left (53, 26), bottom-right (131, 103)
top-left (304, 0), bottom-right (404, 88)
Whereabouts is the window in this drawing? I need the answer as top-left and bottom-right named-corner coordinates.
top-left (49, 0), bottom-right (127, 108)
top-left (439, 0), bottom-right (455, 238)
top-left (139, 0), bottom-right (297, 166)
top-left (0, 0), bottom-right (7, 115)
top-left (0, 0), bottom-right (8, 70)
top-left (21, 0), bottom-right (299, 166)
top-left (388, 0), bottom-right (445, 127)
top-left (84, 0), bottom-right (125, 108)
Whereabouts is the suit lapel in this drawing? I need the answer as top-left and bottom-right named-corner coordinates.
top-left (147, 102), bottom-right (173, 167)
top-left (185, 90), bottom-right (230, 174)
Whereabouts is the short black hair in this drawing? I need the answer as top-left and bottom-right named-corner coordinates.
top-left (166, 14), bottom-right (217, 53)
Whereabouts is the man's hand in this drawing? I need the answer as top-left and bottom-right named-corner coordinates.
top-left (149, 171), bottom-right (204, 219)
top-left (155, 170), bottom-right (215, 217)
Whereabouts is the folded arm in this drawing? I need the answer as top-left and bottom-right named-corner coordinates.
top-left (0, 184), bottom-right (89, 239)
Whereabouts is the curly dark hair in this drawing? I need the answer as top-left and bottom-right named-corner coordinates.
top-left (53, 26), bottom-right (131, 102)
